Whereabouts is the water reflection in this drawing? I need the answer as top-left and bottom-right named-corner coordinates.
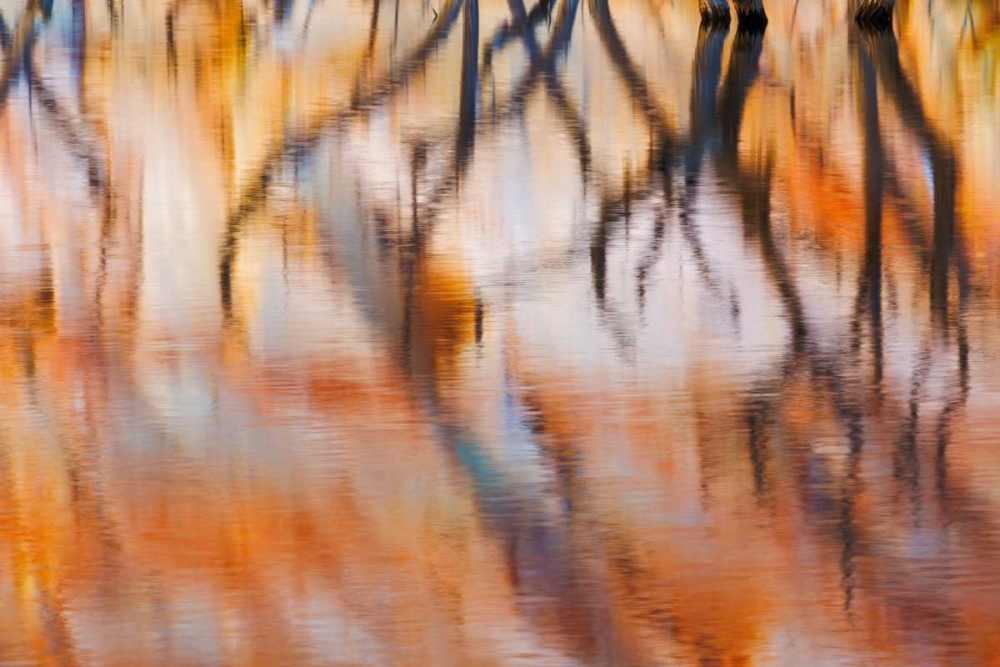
top-left (1, 0), bottom-right (999, 663)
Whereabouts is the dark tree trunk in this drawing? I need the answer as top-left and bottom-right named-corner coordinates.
top-left (857, 30), bottom-right (884, 386)
top-left (732, 0), bottom-right (767, 28)
top-left (855, 0), bottom-right (895, 27)
top-left (699, 0), bottom-right (731, 25)
top-left (456, 0), bottom-right (479, 172)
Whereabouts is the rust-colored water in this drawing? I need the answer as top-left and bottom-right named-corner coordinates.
top-left (1, 0), bottom-right (999, 664)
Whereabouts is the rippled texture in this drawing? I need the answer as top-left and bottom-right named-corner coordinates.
top-left (1, 0), bottom-right (999, 663)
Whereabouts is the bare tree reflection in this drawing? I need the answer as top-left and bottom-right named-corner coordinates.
top-left (218, 0), bottom-right (463, 318)
top-left (859, 27), bottom-right (963, 334)
top-left (0, 0), bottom-right (41, 108)
top-left (855, 26), bottom-right (884, 389)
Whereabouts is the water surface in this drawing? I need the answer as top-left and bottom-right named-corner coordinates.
top-left (1, 0), bottom-right (1000, 664)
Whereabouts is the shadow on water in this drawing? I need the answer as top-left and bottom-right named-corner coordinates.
top-left (343, 1), bottom-right (979, 660)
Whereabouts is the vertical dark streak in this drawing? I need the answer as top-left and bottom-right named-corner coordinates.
top-left (107, 0), bottom-right (118, 30)
top-left (367, 0), bottom-right (382, 56)
top-left (635, 207), bottom-right (668, 311)
top-left (893, 345), bottom-right (930, 500)
top-left (859, 30), bottom-right (883, 388)
top-left (474, 298), bottom-right (484, 344)
top-left (675, 24), bottom-right (732, 309)
top-left (717, 26), bottom-right (765, 168)
top-left (688, 23), bottom-right (728, 166)
top-left (456, 0), bottom-right (479, 176)
top-left (746, 408), bottom-right (768, 496)
top-left (861, 28), bottom-right (960, 334)
top-left (166, 10), bottom-right (178, 81)
top-left (0, 13), bottom-right (9, 50)
top-left (301, 0), bottom-right (328, 40)
top-left (590, 230), bottom-right (607, 306)
top-left (393, 0), bottom-right (401, 52)
top-left (275, 0), bottom-right (295, 24)
top-left (71, 0), bottom-right (85, 86)
top-left (929, 155), bottom-right (956, 331)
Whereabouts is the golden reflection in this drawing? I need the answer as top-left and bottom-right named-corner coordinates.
top-left (1, 0), bottom-right (1000, 664)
